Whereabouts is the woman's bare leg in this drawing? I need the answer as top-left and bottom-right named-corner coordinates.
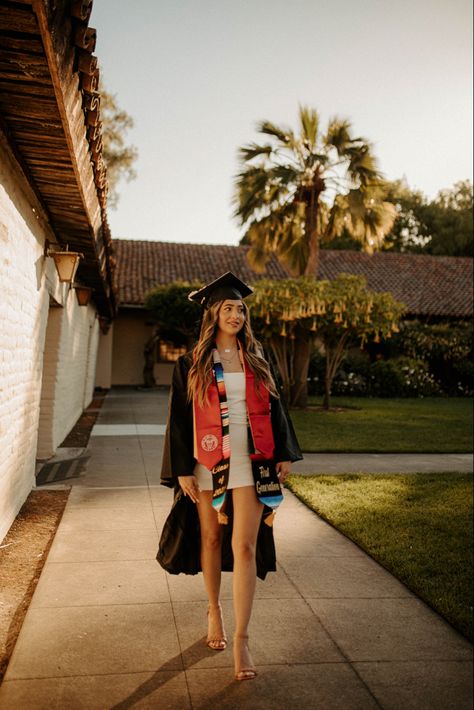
top-left (231, 486), bottom-right (264, 676)
top-left (196, 490), bottom-right (226, 647)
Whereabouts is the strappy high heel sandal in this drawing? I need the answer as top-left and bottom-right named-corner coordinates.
top-left (233, 634), bottom-right (257, 681)
top-left (206, 604), bottom-right (227, 651)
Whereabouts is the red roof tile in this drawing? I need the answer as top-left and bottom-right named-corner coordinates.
top-left (113, 240), bottom-right (473, 318)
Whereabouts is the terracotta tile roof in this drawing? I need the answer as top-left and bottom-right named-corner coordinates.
top-left (114, 240), bottom-right (473, 318)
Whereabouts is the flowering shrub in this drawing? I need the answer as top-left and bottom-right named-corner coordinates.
top-left (310, 351), bottom-right (444, 398)
top-left (369, 357), bottom-right (442, 397)
top-left (390, 320), bottom-right (473, 395)
top-left (332, 370), bottom-right (368, 396)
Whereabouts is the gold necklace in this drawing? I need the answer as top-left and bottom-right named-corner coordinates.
top-left (219, 347), bottom-right (237, 363)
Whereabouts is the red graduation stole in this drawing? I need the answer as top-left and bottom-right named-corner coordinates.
top-left (193, 346), bottom-right (275, 507)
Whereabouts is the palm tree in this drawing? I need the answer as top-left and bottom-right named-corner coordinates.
top-left (233, 106), bottom-right (396, 406)
top-left (233, 105), bottom-right (396, 277)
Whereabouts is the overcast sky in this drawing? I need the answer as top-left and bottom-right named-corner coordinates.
top-left (90, 0), bottom-right (473, 246)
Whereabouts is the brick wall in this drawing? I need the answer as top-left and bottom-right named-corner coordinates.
top-left (0, 136), bottom-right (52, 541)
top-left (0, 133), bottom-right (102, 542)
top-left (84, 317), bottom-right (100, 407)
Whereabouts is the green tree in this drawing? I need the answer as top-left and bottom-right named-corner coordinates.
top-left (143, 282), bottom-right (202, 386)
top-left (425, 181), bottom-right (473, 256)
top-left (381, 178), bottom-right (432, 252)
top-left (382, 179), bottom-right (473, 256)
top-left (101, 86), bottom-right (138, 208)
top-left (251, 275), bottom-right (405, 409)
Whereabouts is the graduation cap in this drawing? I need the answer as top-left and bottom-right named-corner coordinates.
top-left (188, 272), bottom-right (253, 309)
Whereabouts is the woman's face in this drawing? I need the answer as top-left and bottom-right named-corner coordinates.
top-left (217, 299), bottom-right (245, 336)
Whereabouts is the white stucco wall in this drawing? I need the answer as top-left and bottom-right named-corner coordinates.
top-left (0, 132), bottom-right (102, 542)
top-left (36, 297), bottom-right (98, 460)
top-left (95, 325), bottom-right (113, 389)
top-left (111, 309), bottom-right (156, 385)
top-left (84, 316), bottom-right (100, 406)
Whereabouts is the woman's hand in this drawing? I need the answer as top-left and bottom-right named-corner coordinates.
top-left (178, 475), bottom-right (200, 503)
top-left (276, 461), bottom-right (291, 484)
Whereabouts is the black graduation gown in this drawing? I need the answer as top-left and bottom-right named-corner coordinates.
top-left (157, 352), bottom-right (303, 580)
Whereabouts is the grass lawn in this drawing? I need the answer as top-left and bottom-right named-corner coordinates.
top-left (286, 472), bottom-right (473, 640)
top-left (291, 396), bottom-right (473, 452)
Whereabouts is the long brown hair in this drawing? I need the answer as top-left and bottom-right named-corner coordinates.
top-left (187, 299), bottom-right (279, 407)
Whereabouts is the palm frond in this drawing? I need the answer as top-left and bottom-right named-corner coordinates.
top-left (258, 120), bottom-right (294, 145)
top-left (233, 165), bottom-right (273, 223)
top-left (233, 160), bottom-right (299, 224)
top-left (325, 195), bottom-right (348, 240)
top-left (342, 191), bottom-right (397, 252)
top-left (307, 152), bottom-right (329, 169)
top-left (246, 235), bottom-right (274, 273)
top-left (298, 105), bottom-right (319, 148)
top-left (346, 143), bottom-right (382, 186)
top-left (277, 216), bottom-right (310, 275)
top-left (324, 117), bottom-right (352, 154)
top-left (269, 164), bottom-right (300, 184)
top-left (244, 202), bottom-right (303, 272)
top-left (238, 143), bottom-right (273, 163)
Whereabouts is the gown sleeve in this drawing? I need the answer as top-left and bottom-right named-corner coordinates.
top-left (267, 356), bottom-right (303, 464)
top-left (160, 353), bottom-right (195, 487)
top-left (270, 392), bottom-right (303, 463)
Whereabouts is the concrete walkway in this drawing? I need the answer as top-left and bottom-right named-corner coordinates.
top-left (0, 389), bottom-right (472, 709)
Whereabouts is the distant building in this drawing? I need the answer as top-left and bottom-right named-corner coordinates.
top-left (110, 239), bottom-right (473, 386)
top-left (0, 0), bottom-right (116, 540)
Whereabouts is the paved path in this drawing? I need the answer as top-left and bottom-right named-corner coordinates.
top-left (0, 389), bottom-right (472, 709)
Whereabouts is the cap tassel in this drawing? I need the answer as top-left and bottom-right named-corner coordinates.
top-left (263, 510), bottom-right (276, 527)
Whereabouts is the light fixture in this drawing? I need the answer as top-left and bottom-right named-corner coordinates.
top-left (46, 243), bottom-right (84, 283)
top-left (74, 284), bottom-right (93, 306)
top-left (98, 316), bottom-right (111, 334)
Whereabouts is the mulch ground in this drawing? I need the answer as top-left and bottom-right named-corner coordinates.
top-left (0, 390), bottom-right (107, 682)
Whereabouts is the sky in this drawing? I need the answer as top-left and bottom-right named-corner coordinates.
top-left (90, 0), bottom-right (473, 246)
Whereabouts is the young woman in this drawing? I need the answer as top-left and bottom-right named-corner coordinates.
top-left (159, 272), bottom-right (302, 681)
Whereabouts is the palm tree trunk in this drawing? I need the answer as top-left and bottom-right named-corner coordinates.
top-left (304, 227), bottom-right (320, 277)
top-left (303, 186), bottom-right (322, 277)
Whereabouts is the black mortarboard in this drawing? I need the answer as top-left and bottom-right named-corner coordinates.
top-left (188, 271), bottom-right (253, 309)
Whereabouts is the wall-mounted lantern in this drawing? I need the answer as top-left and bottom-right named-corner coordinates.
top-left (46, 243), bottom-right (84, 283)
top-left (97, 315), bottom-right (111, 334)
top-left (74, 284), bottom-right (93, 306)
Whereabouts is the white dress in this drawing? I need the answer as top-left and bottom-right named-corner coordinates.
top-left (193, 371), bottom-right (254, 490)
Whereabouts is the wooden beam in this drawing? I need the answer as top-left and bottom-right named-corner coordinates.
top-left (31, 0), bottom-right (102, 236)
top-left (0, 121), bottom-right (57, 243)
top-left (0, 5), bottom-right (38, 33)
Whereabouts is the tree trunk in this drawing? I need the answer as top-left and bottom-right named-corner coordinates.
top-left (323, 332), bottom-right (350, 410)
top-left (290, 330), bottom-right (311, 408)
top-left (303, 184), bottom-right (323, 277)
top-left (269, 336), bottom-right (291, 402)
top-left (143, 331), bottom-right (160, 388)
top-left (323, 371), bottom-right (331, 410)
top-left (304, 226), bottom-right (320, 277)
